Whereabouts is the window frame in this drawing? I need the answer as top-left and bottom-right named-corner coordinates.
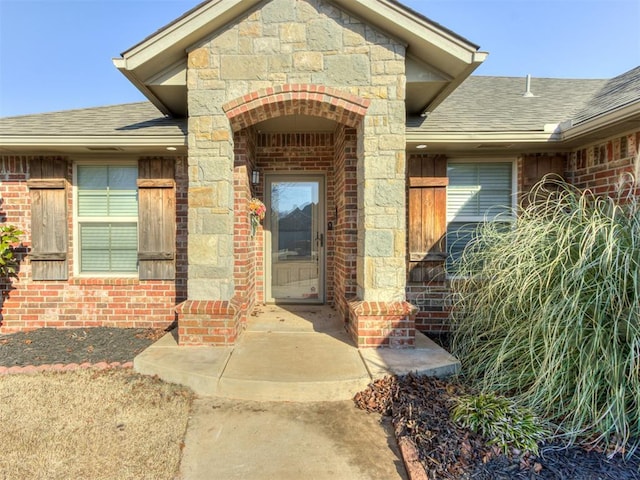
top-left (446, 157), bottom-right (518, 276)
top-left (72, 160), bottom-right (139, 277)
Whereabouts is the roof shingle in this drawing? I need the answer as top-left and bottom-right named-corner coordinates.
top-left (409, 76), bottom-right (608, 133)
top-left (572, 66), bottom-right (640, 125)
top-left (0, 102), bottom-right (186, 138)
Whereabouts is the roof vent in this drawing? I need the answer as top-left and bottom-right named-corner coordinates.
top-left (523, 74), bottom-right (535, 97)
top-left (85, 146), bottom-right (122, 151)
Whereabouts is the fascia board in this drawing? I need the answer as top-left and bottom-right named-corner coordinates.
top-left (113, 61), bottom-right (173, 116)
top-left (332, 0), bottom-right (484, 64)
top-left (420, 52), bottom-right (487, 114)
top-left (121, 0), bottom-right (484, 74)
top-left (406, 131), bottom-right (561, 144)
top-left (119, 0), bottom-right (259, 71)
top-left (561, 103), bottom-right (640, 140)
top-left (0, 135), bottom-right (187, 147)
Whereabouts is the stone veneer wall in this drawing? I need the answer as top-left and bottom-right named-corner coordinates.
top-left (184, 0), bottom-right (411, 346)
top-left (0, 155), bottom-right (186, 333)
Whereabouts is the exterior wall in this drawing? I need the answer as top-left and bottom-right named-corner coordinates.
top-left (186, 0), bottom-right (407, 300)
top-left (567, 129), bottom-right (640, 195)
top-left (185, 0), bottom-right (411, 346)
top-left (0, 155), bottom-right (187, 333)
top-left (406, 154), bottom-right (533, 333)
top-left (333, 126), bottom-right (358, 321)
top-left (253, 132), bottom-right (336, 304)
top-left (407, 133), bottom-right (640, 333)
top-left (233, 128), bottom-right (258, 325)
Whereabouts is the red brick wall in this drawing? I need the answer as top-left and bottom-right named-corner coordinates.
top-left (407, 138), bottom-right (640, 334)
top-left (253, 132), bottom-right (337, 304)
top-left (0, 155), bottom-right (186, 333)
top-left (333, 125), bottom-right (358, 321)
top-left (406, 154), bottom-right (529, 333)
top-left (234, 128), bottom-right (259, 323)
top-left (567, 129), bottom-right (640, 195)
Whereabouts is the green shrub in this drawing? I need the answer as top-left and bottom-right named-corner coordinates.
top-left (450, 175), bottom-right (640, 453)
top-left (0, 225), bottom-right (23, 279)
top-left (451, 392), bottom-right (547, 455)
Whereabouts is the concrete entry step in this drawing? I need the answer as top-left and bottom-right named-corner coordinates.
top-left (218, 298), bottom-right (372, 401)
top-left (134, 305), bottom-right (460, 402)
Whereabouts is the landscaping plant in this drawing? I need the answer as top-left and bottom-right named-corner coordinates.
top-left (451, 392), bottom-right (548, 455)
top-left (450, 175), bottom-right (640, 454)
top-left (0, 224), bottom-right (22, 279)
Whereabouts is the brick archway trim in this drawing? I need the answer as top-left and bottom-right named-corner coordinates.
top-left (222, 84), bottom-right (370, 132)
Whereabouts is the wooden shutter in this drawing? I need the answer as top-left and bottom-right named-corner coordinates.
top-left (522, 154), bottom-right (566, 206)
top-left (137, 158), bottom-right (175, 280)
top-left (28, 159), bottom-right (68, 280)
top-left (408, 155), bottom-right (448, 282)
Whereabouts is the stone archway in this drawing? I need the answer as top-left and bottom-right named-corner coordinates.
top-left (222, 84), bottom-right (370, 132)
top-left (224, 84), bottom-right (368, 330)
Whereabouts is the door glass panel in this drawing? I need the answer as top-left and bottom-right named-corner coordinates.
top-left (269, 180), bottom-right (321, 302)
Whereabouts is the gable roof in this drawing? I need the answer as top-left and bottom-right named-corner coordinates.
top-left (410, 76), bottom-right (608, 133)
top-left (113, 0), bottom-right (487, 117)
top-left (407, 68), bottom-right (640, 151)
top-left (572, 66), bottom-right (640, 126)
top-left (0, 103), bottom-right (186, 154)
top-left (2, 69), bottom-right (638, 154)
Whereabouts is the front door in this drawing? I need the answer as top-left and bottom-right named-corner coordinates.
top-left (265, 175), bottom-right (325, 303)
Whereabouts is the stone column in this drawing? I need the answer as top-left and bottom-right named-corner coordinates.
top-left (349, 50), bottom-right (418, 348)
top-left (176, 48), bottom-right (241, 346)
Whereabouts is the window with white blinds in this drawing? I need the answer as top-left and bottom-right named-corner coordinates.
top-left (76, 165), bottom-right (138, 274)
top-left (446, 162), bottom-right (514, 269)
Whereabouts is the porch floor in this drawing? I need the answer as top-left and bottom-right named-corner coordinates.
top-left (134, 305), bottom-right (460, 401)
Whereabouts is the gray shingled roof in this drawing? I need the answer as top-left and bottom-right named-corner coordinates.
top-left (0, 102), bottom-right (186, 138)
top-left (2, 69), bottom-right (638, 140)
top-left (572, 66), bottom-right (640, 126)
top-left (409, 76), bottom-right (609, 133)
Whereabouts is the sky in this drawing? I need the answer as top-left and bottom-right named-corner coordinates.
top-left (0, 0), bottom-right (639, 118)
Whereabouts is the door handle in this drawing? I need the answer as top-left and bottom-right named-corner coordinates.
top-left (317, 233), bottom-right (324, 248)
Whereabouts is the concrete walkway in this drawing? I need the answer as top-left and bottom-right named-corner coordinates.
top-left (135, 305), bottom-right (458, 479)
top-left (134, 305), bottom-right (459, 402)
top-left (178, 398), bottom-right (409, 480)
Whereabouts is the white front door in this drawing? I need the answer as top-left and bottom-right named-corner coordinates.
top-left (265, 175), bottom-right (325, 303)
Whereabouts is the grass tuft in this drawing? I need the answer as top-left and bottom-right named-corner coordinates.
top-left (451, 392), bottom-right (548, 455)
top-left (450, 175), bottom-right (640, 454)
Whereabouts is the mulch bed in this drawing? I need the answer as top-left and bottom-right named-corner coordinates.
top-left (354, 374), bottom-right (640, 480)
top-left (0, 327), bottom-right (168, 367)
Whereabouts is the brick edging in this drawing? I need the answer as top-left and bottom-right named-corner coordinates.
top-left (0, 361), bottom-right (134, 376)
top-left (397, 435), bottom-right (429, 480)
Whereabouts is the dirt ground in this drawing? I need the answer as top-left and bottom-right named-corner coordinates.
top-left (354, 374), bottom-right (640, 480)
top-left (0, 326), bottom-right (166, 367)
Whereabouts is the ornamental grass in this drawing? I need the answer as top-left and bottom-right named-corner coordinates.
top-left (450, 175), bottom-right (640, 454)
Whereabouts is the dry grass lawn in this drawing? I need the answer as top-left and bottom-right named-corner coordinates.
top-left (0, 369), bottom-right (194, 480)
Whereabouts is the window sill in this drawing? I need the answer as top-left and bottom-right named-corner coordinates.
top-left (70, 277), bottom-right (140, 286)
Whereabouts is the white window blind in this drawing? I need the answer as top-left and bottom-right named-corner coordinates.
top-left (77, 165), bottom-right (138, 274)
top-left (446, 162), bottom-right (513, 270)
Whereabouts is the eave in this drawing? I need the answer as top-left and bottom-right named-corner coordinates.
top-left (406, 130), bottom-right (563, 154)
top-left (560, 102), bottom-right (640, 146)
top-left (0, 135), bottom-right (187, 155)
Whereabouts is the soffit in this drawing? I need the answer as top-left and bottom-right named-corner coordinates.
top-left (114, 0), bottom-right (486, 117)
